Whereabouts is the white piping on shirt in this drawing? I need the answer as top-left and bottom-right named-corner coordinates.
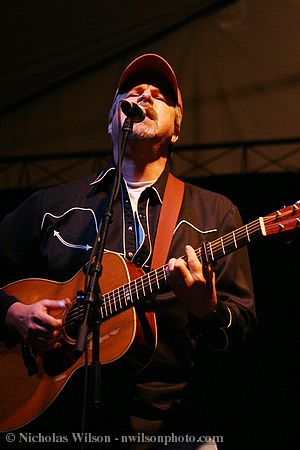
top-left (140, 198), bottom-right (152, 269)
top-left (173, 220), bottom-right (217, 236)
top-left (90, 167), bottom-right (115, 185)
top-left (53, 230), bottom-right (92, 251)
top-left (121, 186), bottom-right (127, 258)
top-left (132, 209), bottom-right (145, 260)
top-left (41, 207), bottom-right (99, 234)
top-left (152, 187), bottom-right (163, 204)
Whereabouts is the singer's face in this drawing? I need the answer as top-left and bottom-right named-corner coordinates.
top-left (109, 83), bottom-right (179, 156)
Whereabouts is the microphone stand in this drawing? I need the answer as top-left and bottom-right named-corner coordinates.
top-left (74, 110), bottom-right (135, 433)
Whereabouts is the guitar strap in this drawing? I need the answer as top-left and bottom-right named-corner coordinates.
top-left (151, 173), bottom-right (185, 270)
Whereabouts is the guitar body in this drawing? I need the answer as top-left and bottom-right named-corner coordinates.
top-left (0, 252), bottom-right (157, 431)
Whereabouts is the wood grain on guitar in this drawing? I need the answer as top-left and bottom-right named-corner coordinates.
top-left (0, 253), bottom-right (157, 431)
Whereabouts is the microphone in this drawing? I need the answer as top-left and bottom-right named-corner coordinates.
top-left (119, 100), bottom-right (146, 123)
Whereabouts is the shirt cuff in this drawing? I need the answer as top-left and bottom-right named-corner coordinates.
top-left (189, 301), bottom-right (232, 350)
top-left (0, 291), bottom-right (21, 347)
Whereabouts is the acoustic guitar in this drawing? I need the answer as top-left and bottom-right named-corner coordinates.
top-left (0, 201), bottom-right (299, 431)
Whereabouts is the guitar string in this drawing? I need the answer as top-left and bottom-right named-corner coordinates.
top-left (63, 217), bottom-right (279, 328)
top-left (64, 212), bottom-right (294, 329)
top-left (65, 217), bottom-right (298, 326)
top-left (62, 219), bottom-right (267, 329)
top-left (62, 261), bottom-right (170, 328)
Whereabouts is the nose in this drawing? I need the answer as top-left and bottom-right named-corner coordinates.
top-left (138, 87), bottom-right (154, 104)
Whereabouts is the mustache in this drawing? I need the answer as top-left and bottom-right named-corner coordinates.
top-left (138, 102), bottom-right (157, 120)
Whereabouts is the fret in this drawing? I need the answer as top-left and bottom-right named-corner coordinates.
top-left (197, 248), bottom-right (203, 265)
top-left (163, 266), bottom-right (167, 284)
top-left (201, 242), bottom-right (209, 265)
top-left (136, 278), bottom-right (143, 301)
top-left (129, 284), bottom-right (134, 303)
top-left (220, 236), bottom-right (226, 255)
top-left (100, 297), bottom-right (105, 319)
top-left (232, 230), bottom-right (237, 249)
top-left (209, 241), bottom-right (214, 261)
top-left (141, 276), bottom-right (146, 297)
top-left (115, 287), bottom-right (121, 309)
top-left (155, 269), bottom-right (160, 289)
top-left (117, 288), bottom-right (122, 309)
top-left (148, 273), bottom-right (153, 294)
top-left (111, 289), bottom-right (116, 312)
top-left (134, 279), bottom-right (139, 300)
top-left (108, 295), bottom-right (113, 315)
top-left (123, 285), bottom-right (128, 306)
top-left (110, 291), bottom-right (116, 313)
top-left (245, 224), bottom-right (250, 242)
top-left (103, 293), bottom-right (108, 317)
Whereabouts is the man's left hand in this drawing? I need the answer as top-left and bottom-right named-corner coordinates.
top-left (167, 245), bottom-right (217, 319)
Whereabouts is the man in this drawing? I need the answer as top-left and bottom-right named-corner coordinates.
top-left (0, 54), bottom-right (255, 448)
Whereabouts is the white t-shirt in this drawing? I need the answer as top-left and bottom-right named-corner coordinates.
top-left (126, 179), bottom-right (156, 250)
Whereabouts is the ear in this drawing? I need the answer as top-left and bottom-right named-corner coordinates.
top-left (107, 118), bottom-right (112, 135)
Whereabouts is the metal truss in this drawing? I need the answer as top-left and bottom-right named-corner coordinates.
top-left (0, 137), bottom-right (299, 190)
top-left (171, 137), bottom-right (300, 178)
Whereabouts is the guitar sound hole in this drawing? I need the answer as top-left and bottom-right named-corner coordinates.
top-left (63, 302), bottom-right (92, 343)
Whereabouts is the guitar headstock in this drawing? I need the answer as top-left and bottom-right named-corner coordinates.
top-left (263, 201), bottom-right (300, 236)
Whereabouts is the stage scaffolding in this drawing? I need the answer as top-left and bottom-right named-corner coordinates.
top-left (0, 137), bottom-right (299, 190)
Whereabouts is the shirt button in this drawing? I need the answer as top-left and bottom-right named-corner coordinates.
top-left (128, 226), bottom-right (133, 231)
top-left (128, 252), bottom-right (133, 258)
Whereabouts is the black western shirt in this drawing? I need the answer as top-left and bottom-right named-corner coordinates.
top-left (0, 162), bottom-right (256, 418)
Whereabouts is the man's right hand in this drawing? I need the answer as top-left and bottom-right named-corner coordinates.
top-left (5, 298), bottom-right (71, 351)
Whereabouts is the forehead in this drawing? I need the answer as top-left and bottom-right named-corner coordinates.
top-left (119, 70), bottom-right (176, 103)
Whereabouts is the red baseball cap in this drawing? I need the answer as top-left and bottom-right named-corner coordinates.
top-left (115, 53), bottom-right (183, 113)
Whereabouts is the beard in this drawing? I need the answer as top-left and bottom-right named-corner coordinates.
top-left (128, 122), bottom-right (160, 142)
top-left (127, 103), bottom-right (160, 142)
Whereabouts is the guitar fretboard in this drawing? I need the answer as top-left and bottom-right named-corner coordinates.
top-left (99, 217), bottom-right (263, 320)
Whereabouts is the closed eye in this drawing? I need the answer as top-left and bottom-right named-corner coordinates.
top-left (154, 94), bottom-right (167, 102)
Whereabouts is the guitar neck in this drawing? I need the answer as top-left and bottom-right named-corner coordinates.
top-left (100, 217), bottom-right (265, 321)
top-left (194, 217), bottom-right (264, 266)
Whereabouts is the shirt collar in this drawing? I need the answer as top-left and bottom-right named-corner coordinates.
top-left (90, 160), bottom-right (116, 185)
top-left (148, 160), bottom-right (171, 204)
top-left (90, 158), bottom-right (171, 205)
